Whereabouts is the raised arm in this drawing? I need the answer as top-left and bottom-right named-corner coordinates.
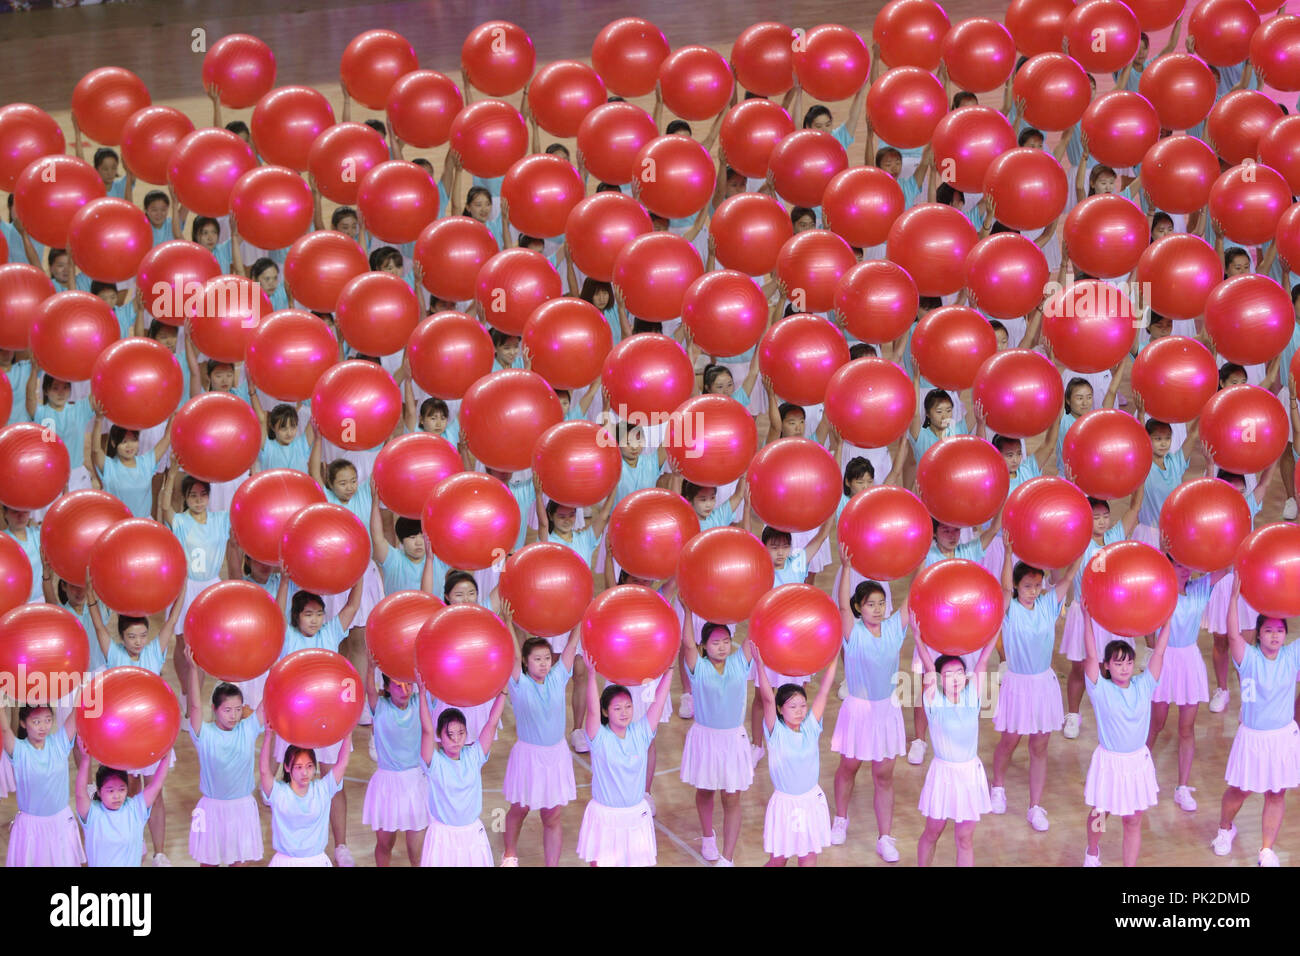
top-left (477, 691), bottom-right (508, 755)
top-left (1081, 606), bottom-right (1101, 684)
top-left (369, 476), bottom-right (389, 564)
top-left (681, 606), bottom-right (699, 671)
top-left (809, 654), bottom-right (839, 723)
top-left (583, 649), bottom-right (602, 742)
top-left (185, 644), bottom-right (204, 735)
top-left (644, 666), bottom-right (675, 726)
top-left (158, 588), bottom-right (185, 658)
top-left (335, 579), bottom-right (365, 632)
top-left (258, 724), bottom-right (276, 798)
top-left (330, 734), bottom-right (352, 784)
top-left (364, 653), bottom-right (380, 713)
top-left (1120, 484), bottom-right (1145, 537)
top-left (417, 676), bottom-right (435, 765)
top-left (76, 738), bottom-right (93, 818)
top-left (140, 755), bottom-right (170, 807)
top-left (86, 584), bottom-right (113, 661)
top-left (751, 643), bottom-right (778, 733)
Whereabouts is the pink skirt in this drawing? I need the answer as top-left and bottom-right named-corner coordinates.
top-left (128, 747), bottom-right (177, 778)
top-left (503, 739), bottom-right (578, 810)
top-left (763, 786), bottom-right (832, 858)
top-left (274, 734), bottom-right (342, 767)
top-left (431, 699), bottom-right (500, 742)
top-left (323, 560), bottom-right (384, 627)
top-left (1151, 643), bottom-right (1209, 706)
top-left (1060, 602), bottom-right (1134, 662)
top-left (918, 757), bottom-right (992, 823)
top-left (236, 672), bottom-right (268, 712)
top-left (791, 527), bottom-right (831, 574)
top-left (994, 670), bottom-right (1065, 735)
top-left (362, 767), bottom-right (430, 832)
top-left (577, 799), bottom-right (657, 866)
top-left (1131, 524), bottom-right (1160, 549)
top-left (832, 695), bottom-right (907, 762)
top-left (747, 658), bottom-right (812, 689)
top-left (189, 794), bottom-right (264, 865)
top-left (680, 724), bottom-right (754, 792)
top-left (1202, 572), bottom-right (1258, 633)
top-left (5, 808), bottom-right (86, 866)
top-left (175, 576), bottom-right (221, 630)
top-left (207, 473), bottom-right (249, 513)
top-left (1084, 746), bottom-right (1159, 816)
top-left (830, 565), bottom-right (895, 616)
top-left (0, 749), bottom-right (14, 799)
top-left (420, 818), bottom-right (493, 867)
top-left (1225, 721), bottom-right (1300, 794)
top-left (269, 851), bottom-right (331, 867)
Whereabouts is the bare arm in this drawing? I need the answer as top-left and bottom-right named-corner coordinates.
top-left (751, 644), bottom-right (778, 734)
top-left (477, 692), bottom-right (507, 756)
top-left (330, 735), bottom-right (352, 784)
top-left (809, 654), bottom-right (839, 723)
top-left (681, 607), bottom-right (699, 671)
top-left (583, 649), bottom-right (602, 741)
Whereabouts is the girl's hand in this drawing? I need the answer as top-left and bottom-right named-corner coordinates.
top-left (77, 737), bottom-right (89, 756)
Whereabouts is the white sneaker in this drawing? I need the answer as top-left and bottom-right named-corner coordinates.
top-left (830, 816), bottom-right (848, 845)
top-left (644, 791), bottom-right (656, 817)
top-left (1209, 688), bottom-right (1229, 714)
top-left (1027, 805), bottom-right (1050, 831)
top-left (152, 852), bottom-right (172, 867)
top-left (990, 786), bottom-right (1007, 814)
top-left (876, 834), bottom-right (900, 862)
top-left (1063, 713), bottom-right (1081, 739)
top-left (678, 693), bottom-right (694, 719)
top-left (1285, 498), bottom-right (1298, 521)
top-left (334, 845), bottom-right (356, 867)
top-left (570, 729), bottom-right (590, 754)
top-left (1259, 847), bottom-right (1281, 867)
top-left (837, 680), bottom-right (848, 700)
top-left (907, 738), bottom-right (927, 765)
top-left (1174, 786), bottom-right (1198, 812)
top-left (1083, 849), bottom-right (1101, 867)
top-left (1212, 825), bottom-right (1238, 856)
top-left (500, 856), bottom-right (519, 867)
top-left (750, 744), bottom-right (765, 768)
top-left (715, 857), bottom-right (735, 867)
top-left (701, 834), bottom-right (719, 861)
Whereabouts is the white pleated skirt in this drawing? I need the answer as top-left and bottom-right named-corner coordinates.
top-left (5, 808), bottom-right (86, 866)
top-left (503, 739), bottom-right (578, 810)
top-left (175, 575), bottom-right (221, 631)
top-left (269, 851), bottom-right (331, 867)
top-left (1225, 721), bottom-right (1300, 794)
top-left (994, 670), bottom-right (1065, 735)
top-left (763, 785), bottom-right (832, 858)
top-left (918, 757), bottom-right (992, 823)
top-left (1202, 572), bottom-right (1258, 633)
top-left (577, 799), bottom-right (657, 866)
top-left (420, 818), bottom-right (494, 867)
top-left (274, 734), bottom-right (342, 767)
top-left (322, 560), bottom-right (385, 627)
top-left (1060, 602), bottom-right (1134, 662)
top-left (1084, 745), bottom-right (1159, 816)
top-left (128, 747), bottom-right (177, 778)
top-left (1150, 643), bottom-right (1209, 706)
top-left (189, 794), bottom-right (264, 865)
top-left (362, 767), bottom-right (431, 832)
top-left (832, 695), bottom-right (907, 761)
top-left (680, 723), bottom-right (754, 792)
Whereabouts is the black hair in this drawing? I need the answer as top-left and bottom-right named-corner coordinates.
top-left (1144, 417), bottom-right (1173, 438)
top-left (331, 206), bottom-right (358, 229)
top-left (93, 765), bottom-right (130, 800)
top-left (142, 189), bottom-right (169, 210)
top-left (699, 622), bottom-right (732, 647)
top-left (843, 456), bottom-right (874, 496)
top-left (435, 707), bottom-right (467, 739)
top-left (935, 182), bottom-right (963, 207)
top-left (1100, 640), bottom-right (1135, 681)
top-left (991, 433), bottom-right (1021, 454)
top-left (1255, 613), bottom-right (1290, 634)
top-left (680, 480), bottom-right (714, 504)
top-left (1149, 211), bottom-right (1173, 238)
top-left (89, 280), bottom-right (118, 297)
top-left (290, 590), bottom-right (326, 631)
top-left (1218, 363), bottom-right (1247, 387)
top-left (225, 120), bottom-right (250, 137)
top-left (989, 319), bottom-right (1008, 337)
top-left (761, 525), bottom-right (792, 547)
top-left (369, 246), bottom-right (403, 272)
top-left (921, 388), bottom-right (953, 429)
top-left (266, 403), bottom-right (298, 439)
top-left (701, 364), bottom-right (733, 393)
top-left (802, 105), bottom-right (832, 129)
top-left (394, 516), bottom-right (421, 541)
top-left (325, 458), bottom-right (357, 487)
top-left (191, 216), bottom-right (220, 242)
top-left (180, 474), bottom-right (211, 511)
top-left (849, 580), bottom-right (887, 618)
top-left (489, 327), bottom-right (520, 349)
top-left (1017, 126), bottom-right (1045, 147)
top-left (1012, 561), bottom-right (1045, 597)
top-left (774, 683), bottom-right (807, 722)
top-left (544, 497), bottom-right (576, 533)
top-left (934, 654), bottom-right (967, 677)
top-left (951, 91), bottom-right (978, 109)
top-left (463, 186), bottom-right (492, 216)
top-left (520, 636), bottom-right (553, 670)
top-left (1064, 377), bottom-right (1092, 412)
top-left (579, 278), bottom-right (615, 309)
top-left (117, 615), bottom-right (149, 638)
top-left (105, 424), bottom-right (140, 460)
top-left (419, 396), bottom-right (450, 423)
top-left (211, 682), bottom-right (244, 710)
top-left (205, 358), bottom-right (236, 379)
top-left (790, 205), bottom-right (817, 227)
top-left (874, 146), bottom-right (903, 167)
top-left (16, 704), bottom-right (53, 740)
top-left (595, 181), bottom-right (623, 193)
top-left (849, 342), bottom-right (877, 359)
top-left (666, 119), bottom-right (692, 136)
top-left (249, 257), bottom-right (279, 283)
top-left (599, 684), bottom-right (633, 725)
top-left (364, 118), bottom-right (388, 136)
top-left (544, 143), bottom-right (571, 159)
top-left (280, 745), bottom-right (317, 782)
top-left (918, 295), bottom-right (943, 312)
top-left (517, 234), bottom-right (545, 250)
top-left (777, 402), bottom-right (805, 425)
top-left (1087, 496), bottom-right (1110, 512)
top-left (443, 570), bottom-right (477, 601)
top-left (92, 146), bottom-right (119, 170)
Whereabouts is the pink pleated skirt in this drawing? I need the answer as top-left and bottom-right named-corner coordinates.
top-left (577, 799), bottom-right (657, 866)
top-left (1150, 643), bottom-right (1209, 706)
top-left (993, 670), bottom-right (1065, 735)
top-left (5, 808), bottom-right (86, 866)
top-left (1202, 572), bottom-right (1258, 634)
top-left (503, 739), bottom-right (578, 810)
top-left (1060, 602), bottom-right (1134, 663)
top-left (420, 818), bottom-right (494, 867)
top-left (918, 757), bottom-right (992, 823)
top-left (189, 794), bottom-right (264, 865)
top-left (274, 734), bottom-right (342, 767)
top-left (763, 786), bottom-right (831, 858)
top-left (362, 767), bottom-right (431, 832)
top-left (0, 749), bottom-right (14, 799)
top-left (1084, 746), bottom-right (1159, 816)
top-left (175, 576), bottom-right (221, 631)
top-left (1225, 721), bottom-right (1300, 794)
top-left (791, 527), bottom-right (831, 574)
top-left (322, 560), bottom-right (385, 627)
top-left (269, 851), bottom-right (331, 867)
top-left (832, 695), bottom-right (907, 762)
top-left (679, 724), bottom-right (754, 792)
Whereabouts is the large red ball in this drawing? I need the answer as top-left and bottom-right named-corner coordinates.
top-left (1061, 409), bottom-right (1152, 499)
top-left (89, 518), bottom-right (187, 616)
top-left (1043, 280), bottom-right (1139, 374)
top-left (910, 305), bottom-right (998, 391)
top-left (1082, 541), bottom-right (1179, 636)
top-left (664, 394), bottom-right (759, 487)
top-left (631, 135), bottom-right (716, 220)
top-left (460, 369), bottom-right (563, 473)
top-left (659, 45), bottom-right (734, 120)
top-left (448, 99), bottom-right (528, 179)
top-left (941, 17), bottom-right (1016, 91)
top-left (527, 61), bottom-right (606, 138)
top-left (0, 604), bottom-right (88, 700)
top-left (792, 24), bottom-right (871, 101)
top-left (184, 581), bottom-right (285, 682)
top-left (719, 98), bottom-right (795, 179)
top-left (930, 106), bottom-right (1016, 194)
top-left (187, 275), bottom-right (272, 363)
top-left (822, 166), bottom-right (906, 249)
top-left (1135, 233), bottom-right (1223, 320)
top-left (499, 543), bottom-right (594, 637)
top-left (612, 232), bottom-right (704, 322)
top-left (307, 122), bottom-right (389, 206)
top-left (983, 147), bottom-right (1069, 232)
top-left (0, 103), bottom-right (65, 193)
top-left (675, 527), bottom-right (774, 625)
top-left (135, 240), bottom-right (220, 328)
top-left (475, 248), bottom-right (563, 336)
top-left (886, 203), bottom-right (978, 297)
top-left (462, 21), bottom-right (534, 97)
top-left (766, 129), bottom-right (848, 208)
top-left (417, 605), bottom-right (515, 707)
top-left (1160, 477), bottom-right (1253, 572)
top-left (1011, 53), bottom-right (1091, 131)
top-left (251, 86), bottom-right (335, 171)
top-left (71, 66), bottom-right (150, 146)
top-left (607, 489), bottom-right (700, 581)
top-left (501, 154), bottom-right (583, 240)
top-left (245, 309), bottom-right (338, 403)
top-left (1007, 0), bottom-right (1083, 55)
top-left (1002, 477), bottom-right (1094, 570)
top-left (341, 29), bottom-right (418, 109)
top-left (1140, 54), bottom-right (1217, 131)
top-left (372, 432), bottom-right (462, 519)
top-left (732, 22), bottom-right (797, 95)
top-left (1081, 90), bottom-right (1161, 168)
top-left (580, 585), bottom-right (679, 684)
top-left (1063, 194), bottom-right (1149, 279)
top-left (759, 313), bottom-right (851, 406)
top-left (825, 358), bottom-right (916, 449)
top-left (310, 360), bottom-right (402, 451)
top-left (41, 489), bottom-right (130, 585)
top-left (835, 260), bottom-right (918, 344)
top-left (1130, 335), bottom-right (1219, 424)
top-left (0, 264), bottom-right (55, 351)
top-left (385, 70), bottom-right (463, 148)
top-left (120, 106), bottom-right (194, 186)
top-left (264, 649), bottom-right (363, 747)
top-left (406, 311), bottom-right (494, 400)
top-left (575, 102), bottom-right (659, 185)
top-left (229, 165), bottom-right (313, 251)
top-left (281, 503), bottom-right (370, 595)
top-left (564, 192), bottom-right (653, 283)
top-left (910, 559), bottom-right (1004, 654)
top-left (283, 230), bottom-right (369, 313)
top-left (747, 437), bottom-right (842, 532)
top-left (202, 34), bottom-right (276, 109)
top-left (229, 468), bottom-right (327, 566)
top-left (1064, 0), bottom-right (1141, 72)
top-left (972, 349), bottom-right (1064, 439)
top-left (357, 160), bottom-right (441, 245)
top-left (1251, 13), bottom-right (1300, 91)
top-left (1189, 0), bottom-right (1260, 66)
top-left (522, 297), bottom-right (613, 390)
top-left (873, 0), bottom-right (951, 69)
top-left (0, 423), bottom-right (69, 512)
top-left (679, 271), bottom-right (768, 358)
top-left (748, 584), bottom-right (842, 676)
top-left (838, 486), bottom-right (933, 580)
top-left (415, 218), bottom-right (500, 303)
top-left (916, 436), bottom-right (1011, 528)
top-left (366, 591), bottom-right (442, 683)
top-left (13, 155), bottom-right (105, 249)
top-left (1200, 386), bottom-right (1290, 475)
top-left (167, 128), bottom-right (258, 217)
top-left (30, 290), bottom-right (119, 383)
top-left (867, 67), bottom-right (948, 150)
top-left (1260, 115), bottom-right (1300, 196)
top-left (77, 667), bottom-right (179, 770)
top-left (172, 392), bottom-right (262, 484)
top-left (1208, 163), bottom-right (1292, 247)
top-left (1140, 134), bottom-right (1219, 215)
top-left (335, 271), bottom-right (420, 358)
top-left (1236, 523), bottom-right (1300, 619)
top-left (964, 232), bottom-right (1050, 320)
top-left (533, 420), bottom-right (622, 508)
top-left (1203, 274), bottom-right (1293, 366)
top-left (775, 230), bottom-right (856, 314)
top-left (421, 472), bottom-right (521, 571)
top-left (1206, 90), bottom-right (1282, 165)
top-left (601, 333), bottom-right (695, 419)
top-left (708, 193), bottom-right (793, 276)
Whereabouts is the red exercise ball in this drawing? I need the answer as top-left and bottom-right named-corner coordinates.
top-left (357, 160), bottom-right (440, 244)
top-left (0, 603), bottom-right (86, 696)
top-left (792, 24), bottom-right (871, 101)
top-left (1160, 477), bottom-right (1253, 572)
top-left (564, 192), bottom-right (653, 283)
top-left (417, 605), bottom-right (514, 706)
top-left (366, 591), bottom-right (442, 682)
top-left (1082, 541), bottom-right (1179, 637)
top-left (972, 349), bottom-right (1064, 439)
top-left (822, 167), bottom-right (906, 249)
top-left (533, 420), bottom-right (622, 507)
top-left (835, 260), bottom-right (918, 344)
top-left (459, 369), bottom-right (563, 473)
top-left (591, 18), bottom-right (670, 97)
top-left (1200, 385), bottom-right (1289, 475)
top-left (422, 472), bottom-right (521, 571)
top-left (1011, 53), bottom-right (1091, 131)
top-left (1236, 523), bottom-right (1300, 619)
top-left (631, 135), bottom-right (716, 220)
top-left (776, 230), bottom-right (856, 313)
top-left (373, 432), bottom-right (462, 519)
top-left (659, 46), bottom-right (734, 121)
top-left (251, 86), bottom-right (335, 172)
top-left (1006, 0), bottom-right (1078, 55)
top-left (30, 291), bottom-right (119, 383)
top-left (931, 106), bottom-right (1016, 195)
top-left (335, 270), bottom-right (420, 357)
top-left (385, 70), bottom-right (463, 148)
top-left (501, 154), bottom-right (584, 239)
top-left (229, 468), bottom-right (327, 566)
top-left (748, 584), bottom-right (841, 676)
top-left (264, 649), bottom-right (363, 747)
top-left (184, 580), bottom-right (285, 682)
top-left (1208, 164), bottom-right (1291, 246)
top-left (66, 193), bottom-right (153, 281)
top-left (0, 264), bottom-right (55, 351)
top-left (448, 99), bottom-right (528, 180)
top-left (186, 275), bottom-right (272, 363)
top-left (1042, 279), bottom-right (1139, 374)
top-left (663, 394), bottom-right (759, 487)
top-left (1277, 202), bottom-right (1300, 272)
top-left (283, 230), bottom-right (369, 313)
top-left (475, 248), bottom-right (563, 336)
top-left (1139, 134), bottom-right (1219, 215)
top-left (941, 18), bottom-right (1016, 92)
top-left (747, 437), bottom-right (842, 532)
top-left (0, 377), bottom-right (8, 426)
top-left (612, 232), bottom-right (704, 321)
top-left (280, 502), bottom-right (370, 594)
top-left (522, 297), bottom-right (614, 389)
top-left (1203, 274), bottom-right (1293, 365)
top-left (166, 128), bottom-right (257, 217)
top-left (89, 518), bottom-right (187, 616)
top-left (1259, 115), bottom-right (1300, 196)
top-left (1002, 477), bottom-right (1094, 570)
top-left (676, 527), bottom-right (774, 625)
top-left (1063, 194), bottom-right (1149, 280)
top-left (202, 34), bottom-right (276, 109)
top-left (91, 337), bottom-right (184, 430)
top-left (341, 29), bottom-right (418, 109)
top-left (245, 309), bottom-right (338, 403)
top-left (607, 489), bottom-right (700, 581)
top-left (1130, 335), bottom-right (1218, 423)
top-left (172, 392), bottom-right (261, 483)
top-left (910, 559), bottom-right (1004, 655)
top-left (307, 122), bottom-right (389, 206)
top-left (499, 544), bottom-right (594, 637)
top-left (732, 22), bottom-right (796, 96)
top-left (13, 155), bottom-right (105, 249)
top-left (0, 423), bottom-right (69, 511)
top-left (602, 334), bottom-right (695, 420)
top-left (135, 240), bottom-right (220, 327)
top-left (229, 165), bottom-right (313, 253)
top-left (406, 311), bottom-right (495, 400)
top-left (910, 305), bottom-right (998, 391)
top-left (528, 60), bottom-right (606, 138)
top-left (916, 436), bottom-right (1011, 528)
top-left (40, 489), bottom-right (130, 585)
top-left (1251, 14), bottom-right (1300, 91)
top-left (580, 585), bottom-right (679, 684)
top-left (873, 0), bottom-right (951, 69)
top-left (766, 129), bottom-right (848, 209)
top-left (77, 668), bottom-right (179, 770)
top-left (1189, 0), bottom-right (1260, 66)
top-left (120, 106), bottom-right (194, 186)
top-left (0, 103), bottom-right (65, 193)
top-left (415, 217), bottom-right (499, 303)
top-left (1139, 53), bottom-right (1217, 130)
top-left (71, 66), bottom-right (150, 146)
top-left (575, 102), bottom-right (659, 185)
top-left (708, 193), bottom-right (794, 276)
top-left (1129, 0), bottom-right (1185, 29)
top-left (759, 313), bottom-right (851, 406)
top-left (462, 21), bottom-right (534, 97)
top-left (825, 358), bottom-right (916, 448)
top-left (1064, 0), bottom-right (1140, 72)
top-left (964, 233), bottom-right (1050, 320)
top-left (1082, 91), bottom-right (1160, 168)
top-left (838, 485), bottom-right (933, 580)
top-left (1135, 233), bottom-right (1223, 320)
top-left (886, 203), bottom-right (978, 297)
top-left (680, 270), bottom-right (768, 357)
top-left (310, 360), bottom-right (402, 452)
top-left (719, 98), bottom-right (796, 179)
top-left (1206, 91), bottom-right (1282, 164)
top-left (1061, 409), bottom-right (1152, 499)
top-left (866, 67), bottom-right (948, 150)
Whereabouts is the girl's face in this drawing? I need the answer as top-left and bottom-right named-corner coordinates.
top-left (525, 646), bottom-right (554, 681)
top-left (98, 776), bottom-right (129, 811)
top-left (94, 286), bottom-right (118, 307)
top-left (336, 215), bottom-right (360, 240)
top-left (1023, 134), bottom-right (1045, 150)
top-left (940, 660), bottom-right (968, 697)
top-left (623, 573), bottom-right (656, 588)
top-left (289, 752), bottom-right (316, 788)
top-left (1222, 370), bottom-right (1248, 388)
top-left (551, 505), bottom-right (577, 534)
top-left (620, 427), bottom-right (644, 463)
top-left (1258, 618), bottom-right (1288, 656)
top-left (144, 199), bottom-right (169, 228)
top-left (330, 466), bottom-right (358, 502)
top-left (592, 288), bottom-right (611, 311)
top-left (214, 694), bottom-right (245, 731)
top-left (3, 508), bottom-right (30, 529)
top-left (50, 254), bottom-right (72, 284)
top-left (706, 371), bottom-right (734, 397)
top-left (702, 629), bottom-right (732, 663)
top-left (880, 153), bottom-right (903, 178)
top-left (1106, 651), bottom-right (1135, 686)
top-left (994, 328), bottom-right (1009, 351)
top-left (400, 533), bottom-right (425, 560)
top-left (1148, 316), bottom-right (1173, 341)
top-left (388, 680), bottom-right (412, 708)
top-left (1093, 172), bottom-right (1118, 195)
top-left (1173, 560), bottom-right (1193, 591)
top-left (1152, 220), bottom-right (1173, 241)
top-left (379, 258), bottom-right (403, 277)
top-left (793, 214), bottom-right (816, 234)
top-left (605, 692), bottom-right (635, 730)
top-left (1150, 427), bottom-right (1173, 458)
top-left (296, 602), bottom-right (326, 637)
top-left (421, 410), bottom-right (448, 435)
top-left (778, 690), bottom-right (808, 729)
top-left (154, 327), bottom-right (178, 352)
top-left (1091, 504), bottom-right (1113, 537)
top-left (45, 379), bottom-right (71, 408)
top-left (1000, 443), bottom-right (1024, 474)
top-left (860, 592), bottom-right (888, 626)
top-left (96, 155), bottom-right (119, 186)
top-left (766, 536), bottom-right (792, 568)
top-left (439, 719), bottom-right (468, 757)
top-left (690, 488), bottom-right (717, 519)
top-left (781, 410), bottom-right (806, 437)
top-left (185, 482), bottom-right (210, 515)
top-left (1226, 256), bottom-right (1250, 277)
top-left (935, 523), bottom-right (962, 552)
top-left (122, 623), bottom-right (150, 656)
top-left (65, 582), bottom-right (87, 605)
top-left (468, 193), bottom-right (493, 222)
top-left (21, 707), bottom-right (53, 744)
top-left (928, 399), bottom-right (953, 431)
top-left (197, 223), bottom-right (219, 249)
top-left (809, 112), bottom-right (833, 131)
top-left (1016, 572), bottom-right (1044, 606)
top-left (495, 337), bottom-right (521, 367)
top-left (209, 365), bottom-right (236, 392)
top-left (274, 418), bottom-right (298, 445)
top-left (1067, 385), bottom-right (1094, 417)
top-left (847, 473), bottom-right (871, 496)
top-left (447, 580), bottom-right (478, 605)
top-left (558, 393), bottom-right (571, 416)
top-left (256, 266), bottom-right (280, 295)
top-left (116, 431), bottom-right (139, 461)
top-left (248, 558), bottom-right (273, 583)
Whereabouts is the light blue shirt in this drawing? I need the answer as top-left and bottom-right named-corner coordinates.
top-left (926, 682), bottom-right (982, 763)
top-left (1169, 576), bottom-right (1214, 649)
top-left (613, 452), bottom-right (661, 507)
top-left (107, 637), bottom-right (166, 675)
top-left (324, 482), bottom-right (373, 524)
top-left (81, 796), bottom-right (150, 867)
top-left (5, 360), bottom-right (33, 423)
top-left (909, 419), bottom-right (969, 461)
top-left (1236, 642), bottom-right (1300, 732)
top-left (1007, 454), bottom-right (1041, 495)
top-left (506, 480), bottom-right (535, 551)
top-left (1138, 451), bottom-right (1187, 528)
top-left (281, 618), bottom-right (345, 658)
top-left (773, 548), bottom-right (809, 586)
top-left (924, 539), bottom-right (985, 569)
top-left (171, 510), bottom-right (231, 581)
top-left (765, 713), bottom-right (822, 795)
top-left (373, 696), bottom-right (422, 772)
top-left (63, 599), bottom-right (107, 672)
top-left (587, 718), bottom-right (655, 807)
top-left (189, 716), bottom-right (260, 801)
top-left (548, 527), bottom-right (598, 566)
top-left (699, 500), bottom-right (734, 531)
top-left (5, 526), bottom-right (41, 603)
top-left (151, 220), bottom-right (174, 248)
top-left (1003, 591), bottom-right (1062, 675)
top-left (1074, 524), bottom-right (1127, 596)
top-left (268, 775), bottom-right (340, 857)
top-left (1, 220), bottom-right (28, 264)
top-left (380, 550), bottom-right (424, 596)
top-left (102, 450), bottom-right (158, 518)
top-left (11, 730), bottom-right (74, 816)
top-left (508, 660), bottom-right (571, 746)
top-left (1086, 670), bottom-right (1158, 753)
top-left (845, 613), bottom-right (907, 701)
top-left (423, 740), bottom-right (487, 826)
top-left (35, 401), bottom-right (94, 471)
top-left (687, 650), bottom-right (749, 729)
top-left (257, 434), bottom-right (310, 473)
